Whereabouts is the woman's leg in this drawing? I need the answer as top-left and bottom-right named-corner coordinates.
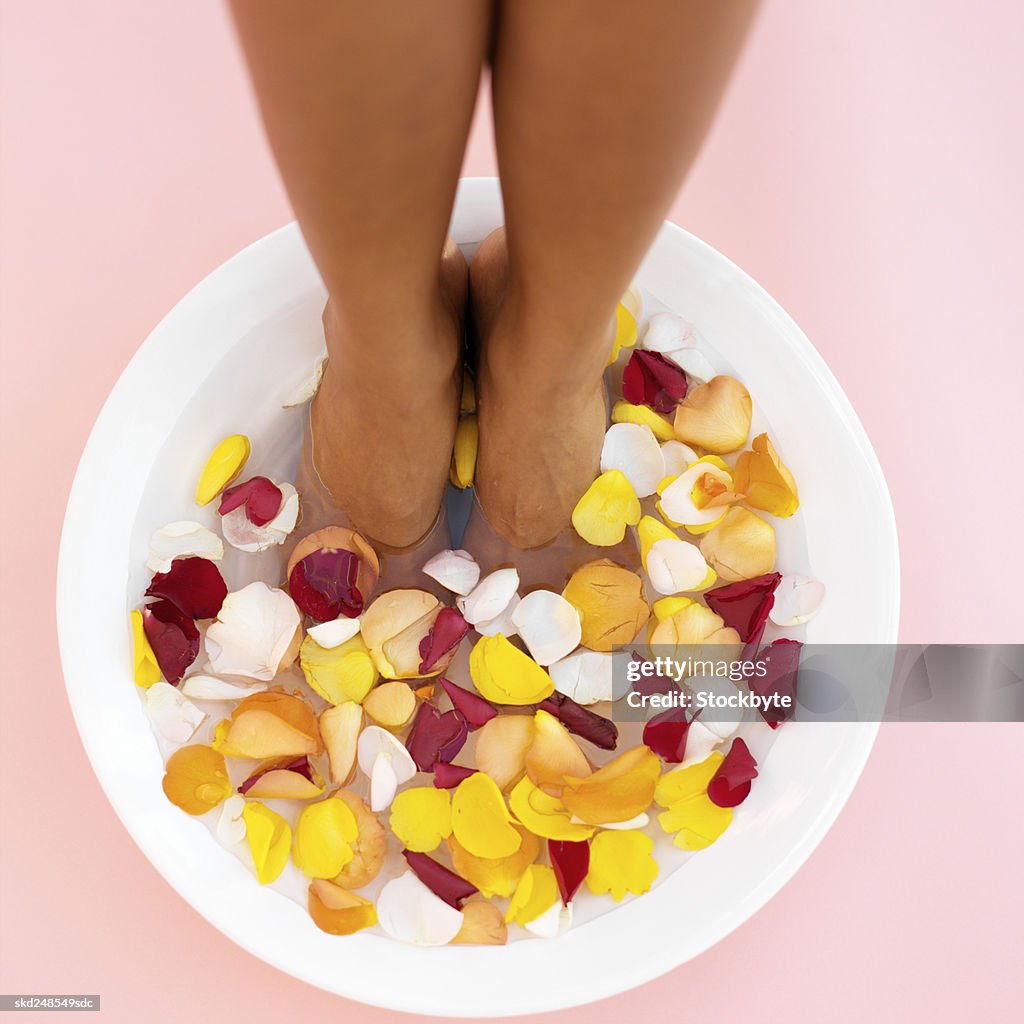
top-left (229, 0), bottom-right (491, 548)
top-left (473, 0), bottom-right (757, 548)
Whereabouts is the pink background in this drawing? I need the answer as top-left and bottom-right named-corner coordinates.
top-left (1, 1), bottom-right (1021, 1020)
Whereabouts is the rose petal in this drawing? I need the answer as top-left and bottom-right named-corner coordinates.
top-left (642, 706), bottom-right (694, 763)
top-left (562, 560), bottom-right (650, 653)
top-left (162, 744), bottom-right (231, 815)
top-left (659, 440), bottom-right (697, 478)
top-left (525, 709), bottom-right (592, 794)
top-left (282, 354), bottom-right (326, 409)
top-left (549, 838), bottom-right (590, 905)
top-left (473, 593), bottom-right (521, 639)
top-left (647, 600), bottom-right (740, 648)
top-left (508, 778), bottom-right (596, 842)
top-left (657, 457), bottom-right (738, 530)
top-left (402, 849), bottom-right (478, 909)
top-left (733, 433), bottom-right (800, 518)
top-left (418, 607), bottom-right (471, 674)
top-left (406, 702), bottom-right (469, 771)
top-left (645, 537), bottom-right (714, 595)
top-left (319, 701), bottom-right (363, 785)
top-left (205, 582), bottom-right (301, 681)
top-left (195, 433), bottom-right (250, 506)
top-left (673, 375), bottom-right (752, 453)
top-left (607, 303), bottom-right (638, 364)
top-left (129, 609), bottom-right (161, 688)
top-left (213, 691), bottom-right (322, 759)
top-left (622, 350), bottom-right (688, 413)
top-left (640, 311), bottom-right (695, 354)
top-left (289, 548), bottom-right (363, 622)
top-left (390, 787), bottom-right (453, 853)
top-left (451, 900), bottom-right (508, 945)
top-left (306, 615), bottom-right (362, 649)
top-left (666, 346), bottom-right (716, 382)
top-left (439, 677), bottom-right (497, 729)
top-left (145, 681), bottom-right (206, 743)
top-left (458, 568), bottom-right (519, 626)
top-left (559, 746), bottom-right (660, 825)
top-left (750, 638), bottom-right (802, 728)
top-left (357, 725), bottom-right (417, 810)
top-left (422, 549), bottom-right (481, 597)
top-left (611, 401), bottom-right (675, 442)
top-left (242, 802), bottom-right (292, 884)
top-left (376, 871), bottom-right (465, 946)
top-left (600, 423), bottom-right (666, 498)
top-left (705, 572), bottom-right (782, 642)
top-left (142, 600), bottom-right (199, 684)
top-left (448, 823), bottom-right (540, 898)
top-left (146, 521), bottom-right (223, 574)
top-left (538, 692), bottom-right (619, 751)
top-left (220, 483), bottom-right (299, 552)
top-left (218, 475), bottom-right (283, 526)
top-left (239, 755), bottom-right (323, 799)
top-left (505, 864), bottom-right (561, 926)
top-left (584, 830), bottom-right (658, 900)
top-left (707, 737), bottom-right (758, 807)
top-left (469, 634), bottom-right (554, 706)
top-left (307, 879), bottom-right (377, 936)
top-left (699, 507), bottom-right (777, 583)
top-left (451, 772), bottom-right (522, 858)
top-left (548, 650), bottom-right (619, 705)
top-left (216, 793), bottom-right (246, 845)
top-left (769, 574), bottom-right (826, 626)
top-left (571, 470), bottom-right (642, 547)
top-left (300, 633), bottom-right (377, 704)
top-left (449, 414), bottom-right (478, 488)
top-left (145, 556), bottom-right (227, 620)
top-left (179, 674), bottom-right (268, 701)
top-left (510, 590), bottom-right (583, 667)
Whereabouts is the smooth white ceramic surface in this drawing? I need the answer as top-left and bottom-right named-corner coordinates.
top-left (57, 178), bottom-right (899, 1016)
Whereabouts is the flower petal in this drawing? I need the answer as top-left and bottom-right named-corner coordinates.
top-left (448, 823), bottom-right (540, 898)
top-left (458, 568), bottom-right (520, 625)
top-left (220, 483), bottom-right (300, 553)
top-left (646, 537), bottom-right (713, 596)
top-left (422, 549), bottom-right (481, 597)
top-left (213, 690), bottom-right (322, 759)
top-left (218, 475), bottom-right (283, 526)
top-left (439, 677), bottom-right (497, 729)
top-left (607, 303), bottom-right (638, 364)
top-left (699, 507), bottom-right (776, 583)
top-left (433, 762), bottom-right (477, 788)
top-left (377, 872), bottom-right (465, 946)
top-left (418, 606), bottom-right (471, 674)
top-left (469, 634), bottom-right (554, 706)
top-left (361, 589), bottom-right (444, 678)
top-left (289, 547), bottom-right (363, 622)
top-left (474, 715), bottom-right (535, 792)
top-left (319, 701), bottom-right (363, 785)
top-left (707, 737), bottom-right (758, 807)
top-left (450, 414), bottom-right (479, 488)
top-left (282, 354), bottom-right (326, 409)
top-left (599, 422), bottom-right (666, 498)
top-left (704, 572), bottom-right (782, 642)
top-left (506, 864), bottom-right (560, 925)
top-left (146, 521), bottom-right (223, 574)
top-left (749, 638), bottom-right (802, 728)
top-left (642, 707), bottom-right (694, 764)
top-left (733, 433), bottom-right (799, 517)
top-left (640, 311), bottom-right (695, 353)
top-left (406, 702), bottom-right (469, 771)
top-left (205, 582), bottom-right (302, 681)
top-left (286, 527), bottom-right (380, 607)
top-left (293, 795), bottom-right (359, 877)
top-left (357, 725), bottom-right (417, 808)
top-left (307, 878), bottom-right (377, 936)
top-left (142, 600), bottom-right (199, 684)
top-left (611, 401), bottom-right (675, 442)
top-left (562, 560), bottom-right (650, 652)
top-left (571, 470), bottom-right (642, 546)
top-left (195, 433), bottom-right (250, 506)
top-left (306, 615), bottom-right (362, 649)
top-left (402, 849), bottom-right (477, 908)
top-left (451, 900), bottom-right (507, 945)
top-left (242, 802), bottom-right (292, 884)
top-left (510, 590), bottom-right (582, 666)
top-left (673, 376), bottom-right (752, 453)
top-left (559, 746), bottom-right (660, 825)
top-left (129, 609), bottom-right (161, 688)
top-left (585, 830), bottom-right (658, 900)
top-left (538, 692), bottom-right (619, 750)
top-left (216, 793), bottom-right (246, 846)
top-left (769, 574), bottom-right (826, 626)
top-left (659, 440), bottom-right (697, 478)
top-left (548, 650), bottom-right (618, 705)
top-left (162, 744), bottom-right (231, 815)
top-left (362, 680), bottom-right (417, 730)
top-left (508, 777), bottom-right (597, 841)
top-left (622, 350), bottom-right (688, 413)
top-left (524, 709), bottom-right (592, 794)
top-left (145, 681), bottom-right (206, 743)
top-left (145, 556), bottom-right (227, 621)
top-left (179, 674), bottom-right (268, 701)
top-left (549, 838), bottom-right (590, 905)
top-left (332, 789), bottom-right (387, 889)
top-left (299, 633), bottom-right (377, 704)
top-left (657, 457), bottom-right (738, 529)
top-left (451, 772), bottom-right (522, 858)
top-left (390, 787), bottom-right (453, 852)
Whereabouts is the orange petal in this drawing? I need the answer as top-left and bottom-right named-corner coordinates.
top-left (524, 709), bottom-right (592, 796)
top-left (673, 375), bottom-right (752, 453)
top-left (559, 746), bottom-right (660, 825)
top-left (698, 507), bottom-right (776, 582)
top-left (562, 559), bottom-right (650, 653)
top-left (733, 433), bottom-right (800, 518)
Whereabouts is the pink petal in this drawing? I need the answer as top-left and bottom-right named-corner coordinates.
top-left (549, 839), bottom-right (590, 905)
top-left (142, 600), bottom-right (199, 684)
top-left (418, 607), bottom-right (471, 674)
top-left (622, 350), bottom-right (688, 413)
top-left (538, 693), bottom-right (618, 751)
top-left (218, 476), bottom-right (283, 527)
top-left (750, 638), bottom-right (802, 728)
top-left (238, 755), bottom-right (314, 795)
top-left (707, 737), bottom-right (758, 807)
top-left (705, 573), bottom-right (782, 643)
top-left (432, 762), bottom-right (476, 789)
top-left (439, 677), bottom-right (497, 729)
top-left (145, 556), bottom-right (227, 620)
top-left (642, 707), bottom-right (696, 763)
top-left (401, 849), bottom-right (478, 909)
top-left (288, 548), bottom-right (363, 622)
top-left (405, 703), bottom-right (469, 771)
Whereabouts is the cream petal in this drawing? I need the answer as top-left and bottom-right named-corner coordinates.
top-left (221, 483), bottom-right (299, 553)
top-left (599, 423), bottom-right (666, 498)
top-left (205, 582), bottom-right (301, 680)
top-left (144, 682), bottom-right (206, 743)
top-left (179, 674), bottom-right (268, 700)
top-left (422, 549), bottom-right (481, 597)
top-left (510, 591), bottom-right (582, 666)
top-left (282, 353), bottom-right (327, 408)
top-left (376, 872), bottom-right (465, 946)
top-left (687, 675), bottom-right (743, 739)
top-left (770, 574), bottom-right (826, 626)
top-left (473, 594), bottom-right (521, 639)
top-left (307, 616), bottom-right (362, 649)
top-left (665, 346), bottom-right (716, 382)
top-left (358, 725), bottom-right (417, 809)
top-left (640, 312), bottom-right (696, 353)
top-left (216, 794), bottom-right (247, 845)
top-left (660, 440), bottom-right (698, 478)
top-left (646, 538), bottom-right (710, 595)
top-left (458, 568), bottom-right (520, 626)
top-left (369, 751), bottom-right (399, 812)
top-left (548, 651), bottom-right (620, 704)
top-left (146, 521), bottom-right (223, 574)
top-left (658, 461), bottom-right (734, 527)
top-left (524, 898), bottom-right (573, 939)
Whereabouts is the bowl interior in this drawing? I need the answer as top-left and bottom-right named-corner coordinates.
top-left (58, 177), bottom-right (898, 1016)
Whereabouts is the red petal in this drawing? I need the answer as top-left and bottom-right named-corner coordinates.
top-left (549, 839), bottom-right (590, 905)
top-left (238, 755), bottom-right (314, 795)
top-left (401, 850), bottom-right (478, 909)
top-left (642, 707), bottom-right (695, 763)
top-left (288, 548), bottom-right (363, 622)
top-left (405, 703), bottom-right (469, 771)
top-left (418, 608), bottom-right (471, 674)
top-left (622, 350), bottom-right (688, 413)
top-left (707, 737), bottom-right (758, 807)
top-left (145, 556), bottom-right (227, 620)
top-left (629, 650), bottom-right (679, 697)
top-left (538, 693), bottom-right (618, 751)
top-left (218, 476), bottom-right (283, 527)
top-left (141, 600), bottom-right (199, 684)
top-left (438, 677), bottom-right (497, 729)
top-left (705, 573), bottom-right (782, 643)
top-left (749, 638), bottom-right (802, 728)
top-left (432, 762), bottom-right (476, 789)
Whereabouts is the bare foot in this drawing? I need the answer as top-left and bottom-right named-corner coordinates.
top-left (309, 240), bottom-right (467, 550)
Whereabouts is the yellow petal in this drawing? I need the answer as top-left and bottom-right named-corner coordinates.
top-left (585, 830), bottom-right (659, 900)
top-left (607, 303), bottom-right (638, 364)
top-left (161, 744), bottom-right (232, 815)
top-left (559, 746), bottom-right (660, 825)
top-left (448, 823), bottom-right (540, 898)
top-left (673, 376), bottom-right (752, 453)
top-left (299, 634), bottom-right (378, 704)
top-left (611, 401), bottom-right (675, 442)
top-left (657, 794), bottom-right (733, 850)
top-left (332, 789), bottom-right (387, 889)
top-left (699, 506), bottom-right (776, 582)
top-left (505, 864), bottom-right (560, 925)
top-left (637, 515), bottom-right (677, 564)
top-left (654, 752), bottom-right (724, 806)
top-left (469, 634), bottom-right (554, 705)
top-left (733, 433), bottom-right (800, 517)
top-left (571, 470), bottom-right (642, 546)
top-left (562, 559), bottom-right (650, 652)
top-left (651, 595), bottom-right (693, 622)
top-left (452, 900), bottom-right (507, 944)
top-left (389, 787), bottom-right (453, 853)
top-left (308, 879), bottom-right (378, 935)
top-left (508, 776), bottom-right (597, 841)
top-left (450, 414), bottom-right (478, 488)
top-left (242, 802), bottom-right (292, 884)
top-left (293, 796), bottom-right (359, 878)
top-left (451, 772), bottom-right (522, 858)
top-left (196, 433), bottom-right (250, 505)
top-left (524, 709), bottom-right (591, 795)
top-left (648, 602), bottom-right (739, 647)
top-left (130, 609), bottom-right (161, 688)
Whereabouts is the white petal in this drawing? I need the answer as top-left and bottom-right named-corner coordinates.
top-left (422, 549), bottom-right (481, 596)
top-left (678, 720), bottom-right (722, 767)
top-left (216, 794), bottom-right (247, 845)
top-left (220, 483), bottom-right (299, 552)
top-left (146, 521), bottom-right (223, 574)
top-left (599, 423), bottom-right (665, 497)
top-left (473, 594), bottom-right (521, 639)
top-left (376, 872), bottom-right (464, 946)
top-left (179, 674), bottom-right (268, 701)
top-left (510, 591), bottom-right (582, 666)
top-left (458, 568), bottom-right (520, 625)
top-left (665, 346), bottom-right (716, 382)
top-left (307, 615), bottom-right (362, 649)
top-left (660, 440), bottom-right (698, 478)
top-left (369, 751), bottom-right (399, 812)
top-left (640, 312), bottom-right (696, 353)
top-left (205, 582), bottom-right (301, 680)
top-left (524, 898), bottom-right (573, 938)
top-left (770, 574), bottom-right (826, 626)
top-left (548, 651), bottom-right (619, 704)
top-left (358, 724), bottom-right (417, 808)
top-left (144, 682), bottom-right (206, 744)
top-left (571, 812), bottom-right (649, 830)
top-left (687, 675), bottom-right (743, 740)
top-left (282, 354), bottom-right (327, 408)
top-left (658, 461), bottom-right (733, 527)
top-left (646, 538), bottom-right (710, 595)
